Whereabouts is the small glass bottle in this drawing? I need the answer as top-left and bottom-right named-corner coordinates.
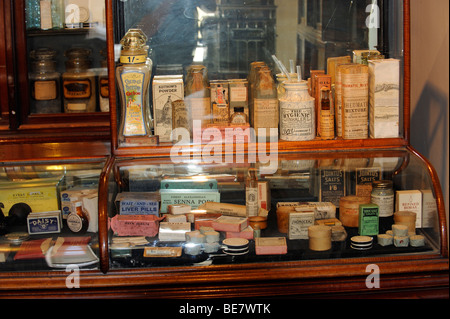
top-left (67, 201), bottom-right (89, 234)
top-left (371, 180), bottom-right (394, 233)
top-left (116, 29), bottom-right (153, 145)
top-left (245, 168), bottom-right (259, 217)
top-left (319, 88), bottom-right (335, 140)
top-left (230, 106), bottom-right (248, 124)
top-left (253, 67), bottom-right (278, 138)
top-left (185, 65), bottom-right (211, 132)
top-left (62, 48), bottom-right (96, 113)
top-left (29, 48), bottom-right (61, 113)
top-left (279, 80), bottom-right (315, 141)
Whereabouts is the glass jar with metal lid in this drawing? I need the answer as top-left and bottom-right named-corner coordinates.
top-left (371, 180), bottom-right (395, 233)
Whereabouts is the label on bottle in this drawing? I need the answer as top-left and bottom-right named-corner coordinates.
top-left (319, 109), bottom-right (334, 140)
top-left (120, 71), bottom-right (147, 136)
top-left (120, 55), bottom-right (148, 64)
top-left (67, 103), bottom-right (87, 111)
top-left (34, 80), bottom-right (57, 100)
top-left (99, 77), bottom-right (109, 98)
top-left (67, 212), bottom-right (83, 233)
top-left (63, 79), bottom-right (92, 99)
top-left (188, 97), bottom-right (211, 127)
top-left (280, 100), bottom-right (314, 141)
top-left (371, 193), bottom-right (394, 217)
top-left (246, 187), bottom-right (259, 217)
top-left (253, 98), bottom-right (278, 135)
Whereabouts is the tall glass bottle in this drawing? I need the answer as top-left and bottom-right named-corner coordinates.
top-left (62, 48), bottom-right (96, 113)
top-left (25, 0), bottom-right (41, 30)
top-left (29, 48), bottom-right (61, 113)
top-left (245, 168), bottom-right (259, 217)
top-left (253, 66), bottom-right (278, 138)
top-left (185, 65), bottom-right (211, 134)
top-left (116, 29), bottom-right (153, 145)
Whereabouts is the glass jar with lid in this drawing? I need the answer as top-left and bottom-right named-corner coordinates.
top-left (371, 180), bottom-right (395, 233)
top-left (62, 48), bottom-right (97, 113)
top-left (29, 48), bottom-right (61, 114)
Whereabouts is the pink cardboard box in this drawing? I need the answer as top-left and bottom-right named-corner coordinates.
top-left (109, 215), bottom-right (163, 237)
top-left (226, 226), bottom-right (254, 240)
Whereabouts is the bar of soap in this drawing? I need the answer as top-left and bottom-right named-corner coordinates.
top-left (377, 234), bottom-right (393, 246)
top-left (392, 224), bottom-right (408, 237)
top-left (394, 235), bottom-right (409, 247)
top-left (410, 235), bottom-right (425, 247)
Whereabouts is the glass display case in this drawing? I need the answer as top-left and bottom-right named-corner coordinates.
top-left (1, 0), bottom-right (110, 141)
top-left (103, 149), bottom-right (444, 270)
top-left (0, 158), bottom-right (106, 272)
top-left (108, 0), bottom-right (407, 153)
top-left (0, 0), bottom-right (447, 299)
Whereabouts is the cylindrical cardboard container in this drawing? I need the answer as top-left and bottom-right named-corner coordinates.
top-left (308, 225), bottom-right (332, 251)
top-left (339, 196), bottom-right (371, 227)
top-left (248, 216), bottom-right (268, 230)
top-left (393, 211), bottom-right (416, 233)
top-left (276, 206), bottom-right (295, 233)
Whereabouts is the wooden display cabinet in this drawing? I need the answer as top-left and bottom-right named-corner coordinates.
top-left (0, 0), bottom-right (448, 299)
top-left (0, 0), bottom-right (110, 143)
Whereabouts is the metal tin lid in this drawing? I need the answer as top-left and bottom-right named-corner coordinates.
top-left (372, 180), bottom-right (393, 189)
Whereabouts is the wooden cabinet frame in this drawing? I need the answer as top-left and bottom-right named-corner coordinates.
top-left (0, 0), bottom-right (447, 299)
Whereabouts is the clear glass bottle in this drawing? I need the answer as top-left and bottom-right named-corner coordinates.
top-left (253, 66), bottom-right (278, 138)
top-left (51, 0), bottom-right (65, 29)
top-left (319, 88), bottom-right (335, 140)
top-left (245, 168), bottom-right (259, 217)
top-left (230, 106), bottom-right (248, 124)
top-left (371, 180), bottom-right (394, 233)
top-left (29, 48), bottom-right (61, 113)
top-left (279, 80), bottom-right (315, 141)
top-left (62, 48), bottom-right (96, 113)
top-left (185, 65), bottom-right (211, 132)
top-left (67, 201), bottom-right (89, 234)
top-left (116, 29), bottom-right (153, 145)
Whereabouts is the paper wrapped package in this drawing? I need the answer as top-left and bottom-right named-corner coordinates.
top-left (109, 215), bottom-right (164, 237)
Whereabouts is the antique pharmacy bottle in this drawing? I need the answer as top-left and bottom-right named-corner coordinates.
top-left (253, 67), bottom-right (279, 138)
top-left (371, 180), bottom-right (394, 233)
top-left (319, 88), bottom-right (335, 140)
top-left (116, 29), bottom-right (153, 144)
top-left (185, 65), bottom-right (211, 131)
top-left (245, 168), bottom-right (259, 217)
top-left (62, 48), bottom-right (96, 113)
top-left (67, 201), bottom-right (89, 234)
top-left (279, 80), bottom-right (315, 141)
top-left (29, 48), bottom-right (61, 113)
top-left (230, 106), bottom-right (248, 124)
top-left (248, 62), bottom-right (266, 124)
top-left (25, 0), bottom-right (41, 30)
